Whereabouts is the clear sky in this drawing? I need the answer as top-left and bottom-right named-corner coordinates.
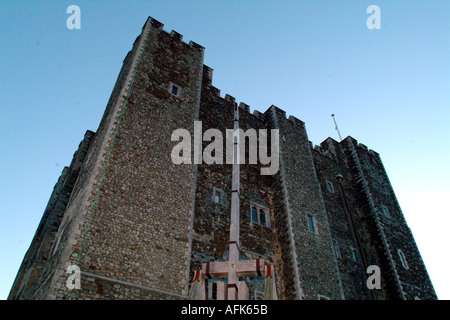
top-left (0, 0), bottom-right (448, 300)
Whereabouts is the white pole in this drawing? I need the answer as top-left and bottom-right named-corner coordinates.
top-left (331, 114), bottom-right (343, 141)
top-left (228, 103), bottom-right (240, 300)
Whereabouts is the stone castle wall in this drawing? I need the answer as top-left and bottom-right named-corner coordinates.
top-left (8, 16), bottom-right (437, 300)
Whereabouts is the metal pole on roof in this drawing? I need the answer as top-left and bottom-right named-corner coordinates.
top-left (331, 114), bottom-right (343, 141)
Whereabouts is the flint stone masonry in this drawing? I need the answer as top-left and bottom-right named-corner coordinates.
top-left (9, 16), bottom-right (437, 300)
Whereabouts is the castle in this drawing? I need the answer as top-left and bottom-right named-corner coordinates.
top-left (9, 17), bottom-right (437, 300)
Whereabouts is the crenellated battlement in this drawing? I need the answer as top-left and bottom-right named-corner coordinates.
top-left (313, 137), bottom-right (340, 158)
top-left (202, 65), bottom-right (214, 87)
top-left (170, 30), bottom-right (183, 41)
top-left (224, 94), bottom-right (235, 103)
top-left (253, 110), bottom-right (263, 119)
top-left (312, 136), bottom-right (380, 161)
top-left (201, 63), bottom-right (308, 128)
top-left (146, 16), bottom-right (164, 30)
top-left (238, 102), bottom-right (250, 113)
top-left (147, 15), bottom-right (379, 165)
top-left (341, 136), bottom-right (380, 159)
top-left (145, 16), bottom-right (204, 51)
top-left (288, 115), bottom-right (305, 127)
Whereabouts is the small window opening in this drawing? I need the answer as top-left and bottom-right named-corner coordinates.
top-left (215, 191), bottom-right (221, 204)
top-left (398, 249), bottom-right (409, 270)
top-left (213, 187), bottom-right (225, 205)
top-left (350, 247), bottom-right (359, 262)
top-left (307, 214), bottom-right (316, 233)
top-left (169, 82), bottom-right (181, 97)
top-left (251, 206), bottom-right (258, 224)
top-left (250, 203), bottom-right (270, 228)
top-left (326, 180), bottom-right (334, 193)
top-left (259, 209), bottom-right (267, 227)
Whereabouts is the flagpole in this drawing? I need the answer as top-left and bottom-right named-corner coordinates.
top-left (331, 114), bottom-right (343, 142)
top-left (227, 102), bottom-right (240, 299)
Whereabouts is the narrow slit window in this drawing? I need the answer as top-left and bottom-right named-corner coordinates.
top-left (350, 247), bottom-right (359, 262)
top-left (326, 180), bottom-right (334, 193)
top-left (398, 249), bottom-right (409, 270)
top-left (259, 209), bottom-right (266, 227)
top-left (251, 206), bottom-right (258, 224)
top-left (307, 214), bottom-right (315, 233)
top-left (215, 190), bottom-right (221, 204)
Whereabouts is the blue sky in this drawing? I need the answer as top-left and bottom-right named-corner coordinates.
top-left (0, 0), bottom-right (448, 299)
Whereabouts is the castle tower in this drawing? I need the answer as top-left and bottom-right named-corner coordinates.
top-left (9, 17), bottom-right (204, 300)
top-left (9, 16), bottom-right (436, 300)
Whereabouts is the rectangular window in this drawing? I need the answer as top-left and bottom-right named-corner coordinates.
top-left (307, 214), bottom-right (315, 233)
top-left (250, 203), bottom-right (270, 228)
top-left (251, 206), bottom-right (258, 224)
top-left (212, 187), bottom-right (225, 205)
top-left (350, 247), bottom-right (359, 262)
top-left (169, 82), bottom-right (182, 97)
top-left (259, 209), bottom-right (266, 227)
top-left (215, 191), bottom-right (221, 204)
